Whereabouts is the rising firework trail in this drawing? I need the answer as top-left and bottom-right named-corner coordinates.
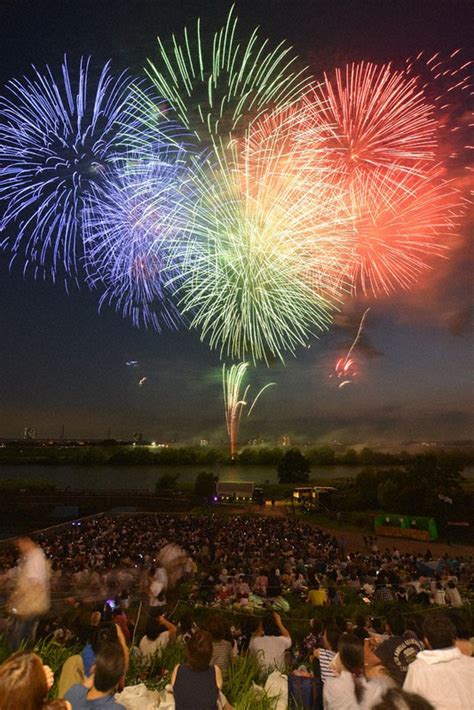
top-left (222, 362), bottom-right (275, 459)
top-left (332, 307), bottom-right (370, 387)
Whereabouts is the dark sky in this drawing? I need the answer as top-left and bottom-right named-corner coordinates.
top-left (0, 0), bottom-right (472, 444)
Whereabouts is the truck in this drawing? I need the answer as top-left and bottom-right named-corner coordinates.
top-left (215, 481), bottom-right (263, 504)
top-left (292, 486), bottom-right (337, 510)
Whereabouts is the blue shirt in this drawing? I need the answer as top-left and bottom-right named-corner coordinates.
top-left (81, 644), bottom-right (95, 676)
top-left (65, 684), bottom-right (125, 709)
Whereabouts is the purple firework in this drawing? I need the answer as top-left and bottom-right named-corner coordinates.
top-left (83, 149), bottom-right (194, 332)
top-left (0, 56), bottom-right (145, 286)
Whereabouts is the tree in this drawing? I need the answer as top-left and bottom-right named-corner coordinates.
top-left (155, 473), bottom-right (179, 492)
top-left (194, 471), bottom-right (218, 497)
top-left (307, 446), bottom-right (336, 465)
top-left (277, 448), bottom-right (310, 483)
top-left (339, 448), bottom-right (358, 465)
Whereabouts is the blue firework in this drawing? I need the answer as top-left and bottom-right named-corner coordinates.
top-left (83, 148), bottom-right (195, 332)
top-left (0, 56), bottom-right (148, 284)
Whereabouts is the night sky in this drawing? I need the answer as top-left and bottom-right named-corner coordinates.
top-left (0, 0), bottom-right (472, 444)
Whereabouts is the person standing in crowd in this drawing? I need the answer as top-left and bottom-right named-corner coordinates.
top-left (0, 651), bottom-right (69, 710)
top-left (403, 615), bottom-right (474, 709)
top-left (147, 566), bottom-right (168, 615)
top-left (171, 630), bottom-right (233, 710)
top-left (65, 643), bottom-right (126, 710)
top-left (249, 611), bottom-right (292, 671)
top-left (8, 536), bottom-right (50, 651)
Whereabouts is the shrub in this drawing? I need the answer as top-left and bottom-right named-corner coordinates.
top-left (194, 471), bottom-right (218, 497)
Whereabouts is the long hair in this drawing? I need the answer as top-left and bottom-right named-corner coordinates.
top-left (338, 633), bottom-right (366, 703)
top-left (0, 651), bottom-right (68, 710)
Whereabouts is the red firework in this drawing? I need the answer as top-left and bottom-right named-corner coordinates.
top-left (342, 166), bottom-right (461, 295)
top-left (310, 62), bottom-right (437, 176)
top-left (299, 61), bottom-right (466, 296)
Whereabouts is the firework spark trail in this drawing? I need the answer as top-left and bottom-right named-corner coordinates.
top-left (404, 49), bottom-right (473, 171)
top-left (83, 145), bottom-right (196, 331)
top-left (176, 104), bottom-right (353, 364)
top-left (0, 56), bottom-right (153, 286)
top-left (222, 362), bottom-right (275, 459)
top-left (136, 5), bottom-right (313, 155)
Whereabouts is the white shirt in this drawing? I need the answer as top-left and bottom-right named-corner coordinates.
top-left (21, 546), bottom-right (49, 588)
top-left (139, 630), bottom-right (170, 657)
top-left (149, 579), bottom-right (165, 607)
top-left (324, 671), bottom-right (391, 710)
top-left (249, 635), bottom-right (291, 671)
top-left (14, 546), bottom-right (50, 616)
top-left (404, 647), bottom-right (474, 710)
top-left (446, 587), bottom-right (463, 608)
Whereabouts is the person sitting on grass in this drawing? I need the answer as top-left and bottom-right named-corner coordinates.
top-left (171, 629), bottom-right (233, 710)
top-left (312, 624), bottom-right (342, 683)
top-left (65, 643), bottom-right (126, 710)
top-left (445, 580), bottom-right (463, 608)
top-left (249, 611), bottom-right (292, 672)
top-left (403, 614), bottom-right (474, 710)
top-left (372, 687), bottom-right (435, 709)
top-left (323, 633), bottom-right (395, 709)
top-left (0, 651), bottom-right (70, 710)
top-left (206, 615), bottom-right (233, 676)
top-left (308, 581), bottom-right (328, 607)
top-left (58, 621), bottom-right (129, 698)
top-left (139, 615), bottom-right (177, 659)
top-left (371, 610), bottom-right (422, 685)
top-left (447, 610), bottom-right (473, 657)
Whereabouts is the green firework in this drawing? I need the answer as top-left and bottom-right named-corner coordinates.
top-left (140, 5), bottom-right (312, 150)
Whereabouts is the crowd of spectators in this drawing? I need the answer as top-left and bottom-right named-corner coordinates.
top-left (0, 514), bottom-right (472, 708)
top-left (0, 513), bottom-right (471, 613)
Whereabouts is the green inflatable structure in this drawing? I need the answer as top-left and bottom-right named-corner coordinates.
top-left (374, 513), bottom-right (438, 541)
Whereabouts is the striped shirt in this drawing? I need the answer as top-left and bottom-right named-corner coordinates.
top-left (211, 639), bottom-right (233, 676)
top-left (319, 648), bottom-right (337, 683)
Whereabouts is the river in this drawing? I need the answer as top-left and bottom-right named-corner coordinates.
top-left (0, 463), bottom-right (473, 490)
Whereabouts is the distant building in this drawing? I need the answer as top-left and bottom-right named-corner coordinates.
top-left (23, 426), bottom-right (37, 440)
top-left (200, 439), bottom-right (209, 447)
top-left (279, 435), bottom-right (290, 447)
